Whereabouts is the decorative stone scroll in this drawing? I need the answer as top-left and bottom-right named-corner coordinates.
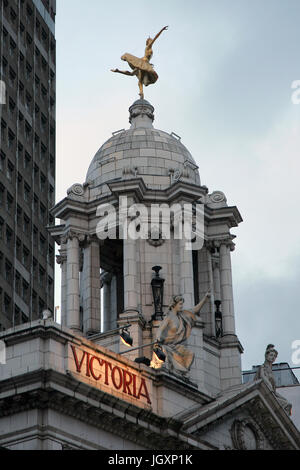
top-left (67, 184), bottom-right (85, 198)
top-left (169, 167), bottom-right (190, 185)
top-left (173, 168), bottom-right (183, 182)
top-left (209, 191), bottom-right (227, 204)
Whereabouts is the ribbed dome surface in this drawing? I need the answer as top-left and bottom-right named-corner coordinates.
top-left (86, 100), bottom-right (200, 193)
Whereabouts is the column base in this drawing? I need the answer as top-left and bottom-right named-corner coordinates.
top-left (68, 326), bottom-right (83, 336)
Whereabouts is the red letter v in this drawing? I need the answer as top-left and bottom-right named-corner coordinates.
top-left (71, 345), bottom-right (86, 373)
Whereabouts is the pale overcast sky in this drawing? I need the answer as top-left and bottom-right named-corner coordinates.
top-left (55, 0), bottom-right (300, 376)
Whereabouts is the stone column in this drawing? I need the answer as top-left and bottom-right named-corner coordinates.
top-left (110, 273), bottom-right (118, 329)
top-left (82, 237), bottom-right (101, 335)
top-left (101, 271), bottom-right (112, 332)
top-left (212, 253), bottom-right (221, 301)
top-left (207, 248), bottom-right (215, 337)
top-left (179, 237), bottom-right (194, 309)
top-left (197, 246), bottom-right (210, 328)
top-left (219, 238), bottom-right (236, 337)
top-left (65, 231), bottom-right (84, 333)
top-left (123, 237), bottom-right (139, 313)
top-left (56, 246), bottom-right (67, 327)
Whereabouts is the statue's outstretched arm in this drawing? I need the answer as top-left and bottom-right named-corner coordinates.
top-left (149, 26), bottom-right (168, 47)
top-left (193, 292), bottom-right (211, 314)
top-left (111, 68), bottom-right (136, 76)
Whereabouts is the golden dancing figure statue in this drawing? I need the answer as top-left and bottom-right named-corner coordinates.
top-left (111, 26), bottom-right (168, 99)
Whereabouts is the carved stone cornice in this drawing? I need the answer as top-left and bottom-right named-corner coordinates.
top-left (247, 397), bottom-right (293, 450)
top-left (0, 368), bottom-right (206, 450)
top-left (179, 379), bottom-right (300, 450)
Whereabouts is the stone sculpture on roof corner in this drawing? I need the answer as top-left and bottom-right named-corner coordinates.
top-left (254, 344), bottom-right (292, 415)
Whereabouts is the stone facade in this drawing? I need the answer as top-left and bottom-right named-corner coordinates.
top-left (0, 321), bottom-right (299, 450)
top-left (0, 99), bottom-right (299, 450)
top-left (49, 99), bottom-right (244, 399)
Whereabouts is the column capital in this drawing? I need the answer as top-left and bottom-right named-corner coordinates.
top-left (61, 230), bottom-right (87, 245)
top-left (84, 234), bottom-right (99, 246)
top-left (100, 271), bottom-right (113, 285)
top-left (205, 240), bottom-right (216, 252)
top-left (56, 254), bottom-right (67, 265)
top-left (219, 237), bottom-right (236, 252)
top-left (207, 236), bottom-right (236, 252)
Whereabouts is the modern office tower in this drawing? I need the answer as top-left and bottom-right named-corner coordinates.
top-left (0, 0), bottom-right (56, 329)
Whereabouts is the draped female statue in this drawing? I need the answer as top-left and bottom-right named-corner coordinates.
top-left (157, 293), bottom-right (210, 377)
top-left (255, 344), bottom-right (292, 415)
top-left (111, 26), bottom-right (168, 99)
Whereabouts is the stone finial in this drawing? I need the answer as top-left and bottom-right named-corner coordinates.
top-left (129, 99), bottom-right (154, 129)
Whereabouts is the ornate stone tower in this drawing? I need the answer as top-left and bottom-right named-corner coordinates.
top-left (50, 99), bottom-right (243, 395)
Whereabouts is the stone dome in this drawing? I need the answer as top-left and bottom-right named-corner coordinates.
top-left (86, 100), bottom-right (200, 195)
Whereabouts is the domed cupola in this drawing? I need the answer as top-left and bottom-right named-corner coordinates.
top-left (50, 94), bottom-right (242, 397)
top-left (86, 99), bottom-right (200, 200)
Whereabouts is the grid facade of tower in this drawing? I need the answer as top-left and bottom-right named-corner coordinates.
top-left (0, 0), bottom-right (56, 330)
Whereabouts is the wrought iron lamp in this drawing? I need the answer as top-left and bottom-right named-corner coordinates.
top-left (215, 300), bottom-right (223, 338)
top-left (151, 266), bottom-right (165, 320)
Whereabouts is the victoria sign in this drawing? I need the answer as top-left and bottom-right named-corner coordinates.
top-left (69, 344), bottom-right (152, 406)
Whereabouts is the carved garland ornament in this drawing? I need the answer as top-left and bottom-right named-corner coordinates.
top-left (231, 418), bottom-right (265, 450)
top-left (146, 226), bottom-right (166, 247)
